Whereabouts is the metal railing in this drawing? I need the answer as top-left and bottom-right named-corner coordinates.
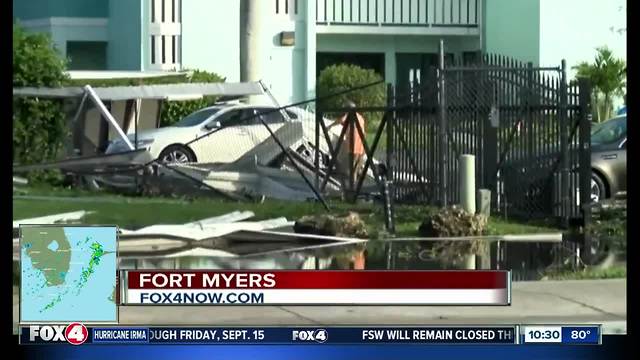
top-left (316, 0), bottom-right (480, 27)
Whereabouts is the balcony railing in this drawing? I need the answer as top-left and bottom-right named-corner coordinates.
top-left (316, 0), bottom-right (480, 27)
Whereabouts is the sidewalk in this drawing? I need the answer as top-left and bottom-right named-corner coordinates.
top-left (13, 279), bottom-right (626, 334)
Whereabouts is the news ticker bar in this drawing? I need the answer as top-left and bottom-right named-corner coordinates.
top-left (120, 270), bottom-right (511, 305)
top-left (20, 325), bottom-right (601, 346)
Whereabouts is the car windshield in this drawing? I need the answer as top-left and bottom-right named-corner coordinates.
top-left (173, 107), bottom-right (221, 127)
top-left (591, 116), bottom-right (626, 145)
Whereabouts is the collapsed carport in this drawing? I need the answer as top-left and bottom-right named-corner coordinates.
top-left (13, 81), bottom-right (267, 158)
top-left (12, 81), bottom-right (361, 206)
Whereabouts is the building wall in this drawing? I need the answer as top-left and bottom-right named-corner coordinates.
top-left (19, 19), bottom-right (109, 60)
top-left (482, 0), bottom-right (540, 65)
top-left (13, 0), bottom-right (109, 20)
top-left (181, 0), bottom-right (239, 79)
top-left (262, 0), bottom-right (308, 104)
top-left (108, 0), bottom-right (143, 70)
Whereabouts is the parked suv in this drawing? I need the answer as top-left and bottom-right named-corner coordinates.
top-left (590, 115), bottom-right (627, 202)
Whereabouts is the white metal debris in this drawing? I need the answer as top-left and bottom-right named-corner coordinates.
top-left (13, 210), bottom-right (94, 228)
top-left (119, 217), bottom-right (292, 241)
top-left (13, 176), bottom-right (28, 186)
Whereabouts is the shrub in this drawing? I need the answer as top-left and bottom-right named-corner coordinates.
top-left (294, 212), bottom-right (369, 238)
top-left (13, 24), bottom-right (69, 183)
top-left (418, 206), bottom-right (488, 267)
top-left (316, 64), bottom-right (386, 130)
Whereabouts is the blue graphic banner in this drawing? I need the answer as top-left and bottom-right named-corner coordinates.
top-left (21, 326), bottom-right (517, 345)
top-left (17, 335), bottom-right (628, 360)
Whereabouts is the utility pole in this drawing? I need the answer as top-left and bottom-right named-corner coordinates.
top-left (240, 0), bottom-right (262, 104)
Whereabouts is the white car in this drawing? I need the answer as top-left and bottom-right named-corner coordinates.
top-left (106, 104), bottom-right (328, 164)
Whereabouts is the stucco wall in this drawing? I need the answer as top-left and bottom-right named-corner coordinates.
top-left (482, 0), bottom-right (540, 65)
top-left (108, 0), bottom-right (142, 70)
top-left (181, 0), bottom-right (240, 81)
top-left (13, 0), bottom-right (108, 20)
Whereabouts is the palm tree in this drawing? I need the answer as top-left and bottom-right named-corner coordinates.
top-left (573, 47), bottom-right (626, 122)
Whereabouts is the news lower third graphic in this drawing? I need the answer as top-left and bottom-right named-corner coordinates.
top-left (20, 225), bottom-right (118, 323)
top-left (19, 325), bottom-right (602, 345)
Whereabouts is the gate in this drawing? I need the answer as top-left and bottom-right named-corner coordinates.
top-left (388, 44), bottom-right (592, 226)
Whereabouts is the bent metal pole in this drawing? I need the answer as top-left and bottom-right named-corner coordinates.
top-left (84, 85), bottom-right (135, 151)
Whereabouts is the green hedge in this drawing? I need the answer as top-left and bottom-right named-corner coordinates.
top-left (316, 64), bottom-right (386, 130)
top-left (13, 24), bottom-right (69, 184)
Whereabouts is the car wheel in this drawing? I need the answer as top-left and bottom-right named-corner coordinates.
top-left (159, 145), bottom-right (196, 164)
top-left (590, 172), bottom-right (607, 203)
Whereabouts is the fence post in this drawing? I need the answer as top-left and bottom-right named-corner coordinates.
top-left (315, 109), bottom-right (321, 190)
top-left (484, 81), bottom-right (498, 205)
top-left (559, 60), bottom-right (570, 228)
top-left (385, 83), bottom-right (396, 233)
top-left (348, 110), bottom-right (356, 202)
top-left (578, 77), bottom-right (593, 264)
top-left (386, 84), bottom-right (395, 190)
top-left (438, 39), bottom-right (448, 207)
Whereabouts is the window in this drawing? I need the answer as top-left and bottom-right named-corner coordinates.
top-left (285, 110), bottom-right (298, 120)
top-left (216, 110), bottom-right (245, 127)
top-left (151, 36), bottom-right (156, 64)
top-left (151, 0), bottom-right (155, 22)
top-left (256, 108), bottom-right (286, 124)
top-left (172, 0), bottom-right (176, 22)
top-left (66, 41), bottom-right (107, 70)
top-left (591, 116), bottom-right (627, 145)
top-left (161, 36), bottom-right (166, 64)
top-left (161, 0), bottom-right (165, 22)
top-left (174, 108), bottom-right (222, 127)
top-left (176, 35), bottom-right (181, 64)
top-left (276, 0), bottom-right (298, 15)
top-left (178, 0), bottom-right (182, 22)
top-left (172, 35), bottom-right (177, 64)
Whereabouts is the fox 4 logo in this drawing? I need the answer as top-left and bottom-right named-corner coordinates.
top-left (29, 323), bottom-right (88, 345)
top-left (292, 329), bottom-right (328, 343)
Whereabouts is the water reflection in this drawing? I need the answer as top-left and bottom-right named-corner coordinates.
top-left (117, 240), bottom-right (431, 271)
top-left (119, 245), bottom-right (368, 270)
top-left (13, 229), bottom-right (560, 276)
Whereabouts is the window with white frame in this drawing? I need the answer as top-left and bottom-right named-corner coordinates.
top-left (149, 0), bottom-right (181, 69)
top-left (275, 0), bottom-right (299, 15)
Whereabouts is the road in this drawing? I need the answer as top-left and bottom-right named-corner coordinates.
top-left (13, 279), bottom-right (626, 334)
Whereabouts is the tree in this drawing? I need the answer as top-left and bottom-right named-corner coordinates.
top-left (573, 47), bottom-right (626, 122)
top-left (13, 24), bottom-right (69, 181)
top-left (317, 64), bottom-right (386, 130)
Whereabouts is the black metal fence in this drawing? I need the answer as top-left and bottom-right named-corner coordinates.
top-left (383, 49), bottom-right (592, 226)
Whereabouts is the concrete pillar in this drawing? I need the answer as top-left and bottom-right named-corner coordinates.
top-left (305, 0), bottom-right (317, 102)
top-left (460, 154), bottom-right (476, 214)
top-left (384, 50), bottom-right (397, 85)
top-left (240, 0), bottom-right (263, 104)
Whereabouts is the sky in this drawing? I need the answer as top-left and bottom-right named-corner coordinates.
top-left (539, 0), bottom-right (626, 107)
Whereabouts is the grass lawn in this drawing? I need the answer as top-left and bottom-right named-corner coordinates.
top-left (544, 265), bottom-right (626, 280)
top-left (14, 186), bottom-right (560, 237)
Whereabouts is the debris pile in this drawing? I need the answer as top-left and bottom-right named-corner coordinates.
top-left (294, 212), bottom-right (369, 238)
